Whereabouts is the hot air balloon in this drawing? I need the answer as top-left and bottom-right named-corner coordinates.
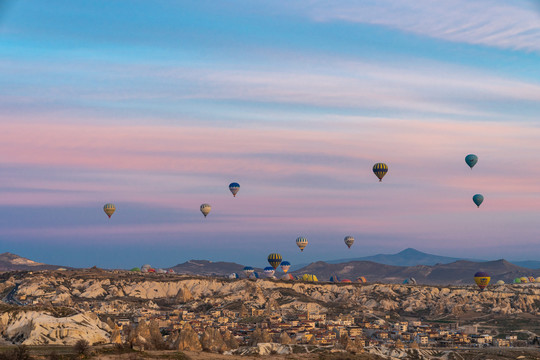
top-left (250, 271), bottom-right (260, 279)
top-left (344, 236), bottom-right (354, 249)
top-left (465, 154), bottom-right (478, 169)
top-left (301, 274), bottom-right (318, 282)
top-left (403, 277), bottom-right (417, 285)
top-left (536, 277), bottom-right (540, 283)
top-left (264, 267), bottom-right (275, 278)
top-left (281, 273), bottom-right (294, 280)
top-left (357, 276), bottom-right (367, 283)
top-left (341, 279), bottom-right (352, 283)
top-left (280, 261), bottom-right (291, 273)
top-left (141, 264), bottom-right (152, 273)
top-left (200, 203), bottom-right (211, 218)
top-left (472, 194), bottom-right (484, 208)
top-left (496, 280), bottom-right (505, 285)
top-left (103, 203), bottom-right (116, 218)
top-left (243, 266), bottom-right (254, 277)
top-left (229, 182), bottom-right (240, 197)
top-left (329, 274), bottom-right (340, 283)
top-left (296, 237), bottom-right (308, 252)
top-left (373, 163), bottom-right (388, 182)
top-left (267, 253), bottom-right (282, 269)
top-left (474, 271), bottom-right (490, 290)
top-left (130, 267), bottom-right (141, 272)
top-left (520, 276), bottom-right (528, 283)
top-left (168, 269), bottom-right (175, 274)
top-left (228, 273), bottom-right (240, 279)
top-left (513, 278), bottom-right (521, 284)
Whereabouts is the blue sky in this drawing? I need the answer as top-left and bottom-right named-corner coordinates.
top-left (1, 0), bottom-right (540, 269)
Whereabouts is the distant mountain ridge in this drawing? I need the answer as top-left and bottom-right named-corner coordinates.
top-left (289, 258), bottom-right (540, 285)
top-left (0, 252), bottom-right (65, 271)
top-left (293, 248), bottom-right (540, 270)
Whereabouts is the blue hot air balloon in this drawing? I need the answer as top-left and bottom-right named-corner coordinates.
top-left (280, 261), bottom-right (291, 273)
top-left (465, 154), bottom-right (478, 169)
top-left (264, 267), bottom-right (275, 278)
top-left (243, 266), bottom-right (254, 277)
top-left (229, 182), bottom-right (240, 197)
top-left (472, 194), bottom-right (484, 208)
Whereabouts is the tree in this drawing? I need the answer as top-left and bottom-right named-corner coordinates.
top-left (73, 339), bottom-right (90, 357)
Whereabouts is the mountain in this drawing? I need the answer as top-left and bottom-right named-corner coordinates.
top-left (0, 252), bottom-right (66, 271)
top-left (326, 248), bottom-right (478, 267)
top-left (290, 258), bottom-right (540, 285)
top-left (168, 260), bottom-right (263, 276)
top-left (291, 248), bottom-right (540, 269)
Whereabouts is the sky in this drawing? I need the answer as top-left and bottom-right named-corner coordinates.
top-left (1, 0), bottom-right (540, 269)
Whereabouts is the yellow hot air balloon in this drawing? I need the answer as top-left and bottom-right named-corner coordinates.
top-left (372, 163), bottom-right (388, 182)
top-left (296, 237), bottom-right (308, 252)
top-left (200, 204), bottom-right (211, 218)
top-left (474, 272), bottom-right (490, 290)
top-left (103, 203), bottom-right (116, 218)
top-left (301, 274), bottom-right (318, 282)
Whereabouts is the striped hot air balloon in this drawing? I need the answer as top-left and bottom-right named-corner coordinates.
top-left (296, 237), bottom-right (308, 252)
top-left (372, 163), bottom-right (388, 182)
top-left (280, 261), bottom-right (291, 273)
top-left (103, 203), bottom-right (116, 218)
top-left (267, 253), bottom-right (282, 269)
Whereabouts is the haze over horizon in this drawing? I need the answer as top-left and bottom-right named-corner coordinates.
top-left (2, 1), bottom-right (540, 269)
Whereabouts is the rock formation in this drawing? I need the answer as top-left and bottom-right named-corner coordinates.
top-left (174, 323), bottom-right (202, 351)
top-left (200, 327), bottom-right (227, 353)
top-left (222, 329), bottom-right (239, 349)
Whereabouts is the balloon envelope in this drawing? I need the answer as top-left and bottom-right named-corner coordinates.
top-left (229, 182), bottom-right (240, 197)
top-left (344, 236), bottom-right (354, 249)
top-left (280, 261), bottom-right (291, 273)
top-left (200, 204), bottom-right (211, 217)
top-left (465, 154), bottom-right (478, 169)
top-left (372, 163), bottom-right (388, 182)
top-left (474, 271), bottom-right (490, 290)
top-left (103, 203), bottom-right (116, 218)
top-left (267, 253), bottom-right (282, 269)
top-left (296, 237), bottom-right (308, 251)
top-left (243, 266), bottom-right (254, 277)
top-left (472, 194), bottom-right (484, 208)
top-left (301, 274), bottom-right (318, 282)
top-left (357, 276), bottom-right (367, 283)
top-left (263, 266), bottom-right (275, 277)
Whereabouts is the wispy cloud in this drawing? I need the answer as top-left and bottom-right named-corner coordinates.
top-left (307, 0), bottom-right (540, 52)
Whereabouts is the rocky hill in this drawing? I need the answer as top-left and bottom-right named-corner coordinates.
top-left (0, 270), bottom-right (538, 355)
top-left (0, 252), bottom-right (66, 271)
